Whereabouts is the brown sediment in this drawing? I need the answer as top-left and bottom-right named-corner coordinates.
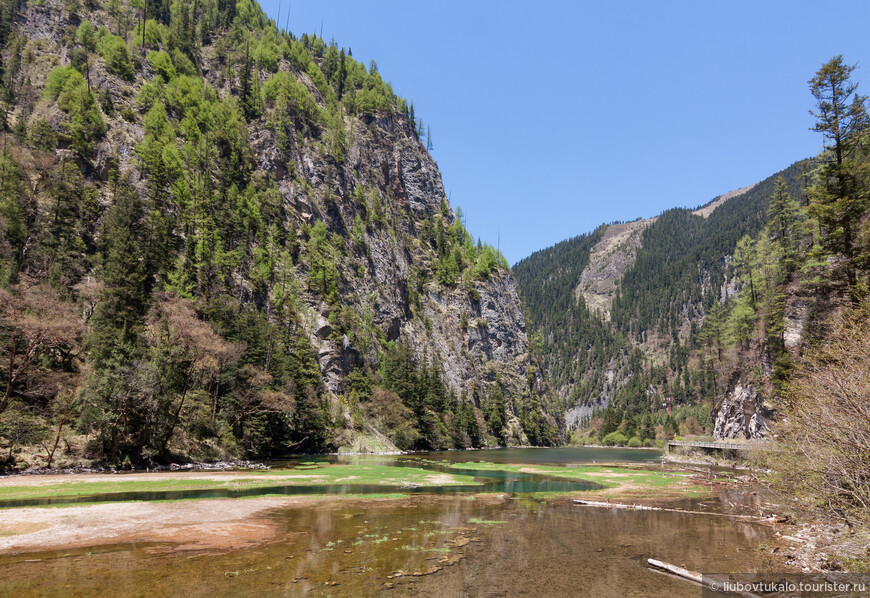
top-left (0, 492), bottom-right (511, 556)
top-left (0, 522), bottom-right (51, 537)
top-left (0, 496), bottom-right (316, 554)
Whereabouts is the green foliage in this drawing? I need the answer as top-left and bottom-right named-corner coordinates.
top-left (44, 66), bottom-right (107, 157)
top-left (0, 151), bottom-right (30, 282)
top-left (306, 220), bottom-right (341, 304)
top-left (98, 33), bottom-right (134, 80)
top-left (472, 245), bottom-right (501, 279)
top-left (306, 61), bottom-right (333, 102)
top-left (327, 104), bottom-right (346, 162)
top-left (807, 56), bottom-right (870, 292)
top-left (147, 50), bottom-right (177, 82)
top-left (602, 431), bottom-right (627, 446)
top-left (263, 70), bottom-right (322, 128)
top-left (75, 21), bottom-right (96, 51)
top-left (87, 175), bottom-right (150, 367)
top-left (135, 18), bottom-right (165, 49)
top-left (424, 208), bottom-right (507, 287)
top-left (766, 176), bottom-right (801, 270)
top-left (375, 343), bottom-right (489, 450)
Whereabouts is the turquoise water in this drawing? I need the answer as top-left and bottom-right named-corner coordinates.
top-left (0, 494), bottom-right (777, 598)
top-left (0, 447), bottom-right (661, 508)
top-left (0, 447), bottom-right (782, 598)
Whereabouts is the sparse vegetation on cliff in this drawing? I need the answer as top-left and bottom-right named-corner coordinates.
top-left (0, 0), bottom-right (556, 469)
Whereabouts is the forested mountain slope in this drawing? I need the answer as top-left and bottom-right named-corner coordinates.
top-left (0, 0), bottom-right (558, 468)
top-left (515, 159), bottom-right (811, 434)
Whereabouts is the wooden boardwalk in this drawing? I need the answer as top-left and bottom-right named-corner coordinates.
top-left (667, 440), bottom-right (772, 453)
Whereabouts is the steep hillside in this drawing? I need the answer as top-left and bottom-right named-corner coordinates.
top-left (0, 0), bottom-right (557, 468)
top-left (515, 159), bottom-right (811, 437)
top-left (575, 218), bottom-right (654, 320)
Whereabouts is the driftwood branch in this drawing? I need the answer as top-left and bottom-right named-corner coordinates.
top-left (573, 499), bottom-right (780, 521)
top-left (647, 559), bottom-right (762, 598)
top-left (647, 559), bottom-right (702, 584)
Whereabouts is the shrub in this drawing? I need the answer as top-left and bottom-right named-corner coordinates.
top-left (627, 436), bottom-right (642, 448)
top-left (147, 51), bottom-right (176, 82)
top-left (43, 66), bottom-right (107, 157)
top-left (263, 72), bottom-right (322, 127)
top-left (171, 48), bottom-right (196, 77)
top-left (99, 34), bottom-right (133, 80)
top-left (44, 66), bottom-right (79, 99)
top-left (134, 18), bottom-right (164, 50)
top-left (75, 21), bottom-right (96, 51)
top-left (602, 431), bottom-right (628, 446)
top-left (772, 302), bottom-right (870, 529)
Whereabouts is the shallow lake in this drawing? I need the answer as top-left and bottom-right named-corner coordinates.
top-left (0, 448), bottom-right (779, 597)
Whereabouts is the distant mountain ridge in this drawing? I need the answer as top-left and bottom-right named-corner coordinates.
top-left (514, 159), bottom-right (811, 429)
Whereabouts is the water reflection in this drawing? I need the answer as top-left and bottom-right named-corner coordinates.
top-left (0, 494), bottom-right (777, 597)
top-left (0, 448), bottom-right (785, 597)
top-left (273, 446), bottom-right (664, 469)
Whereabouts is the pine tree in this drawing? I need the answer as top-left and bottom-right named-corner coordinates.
top-left (808, 56), bottom-right (870, 291)
top-left (239, 42), bottom-right (259, 119)
top-left (336, 49), bottom-right (347, 99)
top-left (88, 176), bottom-right (150, 367)
top-left (766, 176), bottom-right (800, 270)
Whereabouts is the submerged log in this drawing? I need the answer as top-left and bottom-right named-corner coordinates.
top-left (647, 559), bottom-right (762, 598)
top-left (573, 499), bottom-right (768, 521)
top-left (647, 558), bottom-right (702, 584)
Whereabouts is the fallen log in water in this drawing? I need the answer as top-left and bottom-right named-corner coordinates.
top-left (573, 499), bottom-right (772, 521)
top-left (647, 558), bottom-right (702, 583)
top-left (647, 559), bottom-right (763, 598)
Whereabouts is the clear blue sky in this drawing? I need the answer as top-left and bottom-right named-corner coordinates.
top-left (257, 0), bottom-right (870, 264)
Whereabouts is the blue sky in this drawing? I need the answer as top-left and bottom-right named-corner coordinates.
top-left (257, 0), bottom-right (870, 264)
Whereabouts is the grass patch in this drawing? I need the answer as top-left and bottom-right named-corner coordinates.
top-left (0, 464), bottom-right (478, 505)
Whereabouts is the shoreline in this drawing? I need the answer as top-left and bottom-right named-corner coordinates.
top-left (0, 445), bottom-right (667, 478)
top-left (0, 461), bottom-right (850, 573)
top-left (3, 452), bottom-right (850, 572)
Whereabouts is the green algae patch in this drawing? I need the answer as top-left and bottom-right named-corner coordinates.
top-left (0, 465), bottom-right (478, 506)
top-left (449, 462), bottom-right (696, 498)
top-left (467, 518), bottom-right (507, 525)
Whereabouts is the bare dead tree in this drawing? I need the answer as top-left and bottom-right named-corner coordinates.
top-left (0, 283), bottom-right (83, 416)
top-left (771, 301), bottom-right (870, 527)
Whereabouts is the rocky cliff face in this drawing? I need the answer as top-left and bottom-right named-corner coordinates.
top-left (289, 110), bottom-right (535, 404)
top-left (713, 384), bottom-right (771, 439)
top-left (0, 0), bottom-right (553, 464)
top-left (251, 107), bottom-right (531, 393)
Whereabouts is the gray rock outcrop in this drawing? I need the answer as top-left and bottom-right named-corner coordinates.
top-left (713, 384), bottom-right (771, 439)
